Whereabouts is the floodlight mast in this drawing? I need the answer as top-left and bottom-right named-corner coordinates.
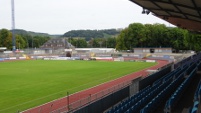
top-left (11, 0), bottom-right (16, 51)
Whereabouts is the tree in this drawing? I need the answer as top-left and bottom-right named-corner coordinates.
top-left (16, 35), bottom-right (26, 49)
top-left (106, 37), bottom-right (116, 48)
top-left (115, 23), bottom-right (146, 50)
top-left (116, 23), bottom-right (201, 52)
top-left (0, 29), bottom-right (13, 50)
top-left (69, 38), bottom-right (87, 48)
top-left (187, 33), bottom-right (201, 51)
top-left (33, 36), bottom-right (50, 48)
top-left (4, 32), bottom-right (12, 50)
top-left (116, 28), bottom-right (128, 50)
top-left (127, 23), bottom-right (145, 48)
top-left (0, 29), bottom-right (50, 49)
top-left (0, 29), bottom-right (11, 47)
top-left (91, 38), bottom-right (100, 48)
top-left (77, 38), bottom-right (87, 48)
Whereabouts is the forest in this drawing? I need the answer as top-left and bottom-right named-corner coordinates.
top-left (63, 29), bottom-right (120, 41)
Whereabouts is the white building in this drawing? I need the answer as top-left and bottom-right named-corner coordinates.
top-left (134, 48), bottom-right (172, 53)
top-left (74, 48), bottom-right (116, 53)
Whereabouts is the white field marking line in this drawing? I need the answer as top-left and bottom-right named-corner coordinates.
top-left (20, 61), bottom-right (164, 112)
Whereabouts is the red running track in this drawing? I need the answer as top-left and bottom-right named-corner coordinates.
top-left (22, 60), bottom-right (169, 113)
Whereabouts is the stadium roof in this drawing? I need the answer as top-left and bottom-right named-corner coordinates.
top-left (130, 0), bottom-right (201, 32)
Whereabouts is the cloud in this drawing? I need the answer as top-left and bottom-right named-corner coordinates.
top-left (0, 0), bottom-right (173, 34)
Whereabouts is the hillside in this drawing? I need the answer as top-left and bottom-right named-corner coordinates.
top-left (10, 29), bottom-right (62, 38)
top-left (9, 29), bottom-right (121, 39)
top-left (63, 29), bottom-right (121, 41)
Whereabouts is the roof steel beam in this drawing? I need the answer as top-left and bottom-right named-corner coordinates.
top-left (192, 0), bottom-right (201, 17)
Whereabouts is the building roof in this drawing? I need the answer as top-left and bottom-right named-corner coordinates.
top-left (40, 38), bottom-right (74, 49)
top-left (130, 0), bottom-right (201, 32)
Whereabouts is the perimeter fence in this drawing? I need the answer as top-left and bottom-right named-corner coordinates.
top-left (51, 80), bottom-right (132, 113)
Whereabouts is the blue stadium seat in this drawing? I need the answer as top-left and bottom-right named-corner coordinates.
top-left (107, 53), bottom-right (201, 113)
top-left (164, 68), bottom-right (197, 113)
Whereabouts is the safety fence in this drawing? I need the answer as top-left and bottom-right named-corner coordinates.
top-left (51, 80), bottom-right (132, 113)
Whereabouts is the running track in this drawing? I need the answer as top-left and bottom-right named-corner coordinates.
top-left (22, 60), bottom-right (169, 113)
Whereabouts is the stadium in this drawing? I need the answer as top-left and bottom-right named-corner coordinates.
top-left (1, 0), bottom-right (201, 113)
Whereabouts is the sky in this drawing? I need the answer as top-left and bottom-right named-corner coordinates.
top-left (0, 0), bottom-right (174, 35)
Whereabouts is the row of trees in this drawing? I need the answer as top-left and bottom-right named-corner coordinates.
top-left (0, 29), bottom-right (50, 50)
top-left (116, 23), bottom-right (201, 52)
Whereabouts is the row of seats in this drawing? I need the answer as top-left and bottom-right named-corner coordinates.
top-left (106, 53), bottom-right (201, 113)
top-left (197, 61), bottom-right (201, 70)
top-left (153, 64), bottom-right (187, 87)
top-left (185, 54), bottom-right (201, 113)
top-left (140, 72), bottom-right (185, 113)
top-left (189, 80), bottom-right (201, 113)
top-left (164, 68), bottom-right (197, 113)
top-left (107, 79), bottom-right (170, 113)
top-left (152, 67), bottom-right (180, 86)
top-left (107, 66), bottom-right (186, 113)
top-left (186, 63), bottom-right (197, 75)
top-left (194, 80), bottom-right (201, 102)
top-left (189, 101), bottom-right (199, 113)
top-left (174, 53), bottom-right (201, 70)
top-left (129, 78), bottom-right (172, 113)
top-left (174, 56), bottom-right (191, 69)
top-left (107, 85), bottom-right (151, 113)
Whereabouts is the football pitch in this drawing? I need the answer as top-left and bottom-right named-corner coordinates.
top-left (0, 60), bottom-right (156, 113)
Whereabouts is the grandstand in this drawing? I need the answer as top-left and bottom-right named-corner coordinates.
top-left (68, 53), bottom-right (201, 113)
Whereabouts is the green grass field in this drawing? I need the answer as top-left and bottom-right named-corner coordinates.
top-left (0, 60), bottom-right (156, 113)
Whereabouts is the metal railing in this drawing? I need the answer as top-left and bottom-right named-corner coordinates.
top-left (51, 80), bottom-right (132, 113)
